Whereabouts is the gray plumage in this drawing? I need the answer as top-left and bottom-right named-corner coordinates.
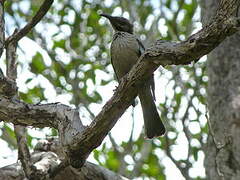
top-left (101, 14), bottom-right (165, 138)
top-left (111, 32), bottom-right (141, 80)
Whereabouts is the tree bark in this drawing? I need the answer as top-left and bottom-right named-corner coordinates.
top-left (203, 0), bottom-right (240, 179)
top-left (0, 139), bottom-right (128, 180)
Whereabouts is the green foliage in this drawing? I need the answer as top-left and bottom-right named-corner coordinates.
top-left (30, 52), bottom-right (46, 74)
top-left (2, 0), bottom-right (208, 179)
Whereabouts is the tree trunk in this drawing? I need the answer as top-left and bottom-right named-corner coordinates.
top-left (203, 0), bottom-right (240, 179)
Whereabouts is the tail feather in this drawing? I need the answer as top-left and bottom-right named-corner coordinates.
top-left (139, 83), bottom-right (165, 139)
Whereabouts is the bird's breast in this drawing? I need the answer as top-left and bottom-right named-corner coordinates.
top-left (110, 32), bottom-right (140, 80)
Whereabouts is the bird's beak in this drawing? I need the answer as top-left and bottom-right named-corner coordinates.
top-left (100, 13), bottom-right (113, 20)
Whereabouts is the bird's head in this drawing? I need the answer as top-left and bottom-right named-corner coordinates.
top-left (100, 13), bottom-right (133, 34)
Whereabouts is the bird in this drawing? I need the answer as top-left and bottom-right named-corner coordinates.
top-left (100, 13), bottom-right (165, 139)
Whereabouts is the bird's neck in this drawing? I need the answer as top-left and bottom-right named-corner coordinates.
top-left (114, 29), bottom-right (133, 34)
top-left (113, 31), bottom-right (128, 41)
top-left (114, 31), bottom-right (133, 36)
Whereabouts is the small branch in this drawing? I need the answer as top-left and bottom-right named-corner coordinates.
top-left (0, 126), bottom-right (17, 148)
top-left (5, 0), bottom-right (54, 45)
top-left (0, 74), bottom-right (18, 97)
top-left (165, 136), bottom-right (190, 179)
top-left (6, 29), bottom-right (34, 178)
top-left (128, 108), bottom-right (135, 143)
top-left (131, 141), bottom-right (152, 178)
top-left (170, 0), bottom-right (185, 40)
top-left (6, 29), bottom-right (18, 81)
top-left (14, 125), bottom-right (35, 178)
top-left (0, 0), bottom-right (5, 57)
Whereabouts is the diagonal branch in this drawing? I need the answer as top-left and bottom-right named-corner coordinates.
top-left (5, 0), bottom-right (54, 45)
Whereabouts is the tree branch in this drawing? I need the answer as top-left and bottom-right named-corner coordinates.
top-left (0, 97), bottom-right (70, 128)
top-left (5, 0), bottom-right (54, 45)
top-left (0, 74), bottom-right (17, 97)
top-left (0, 126), bottom-right (17, 148)
top-left (6, 28), bottom-right (34, 179)
top-left (6, 29), bottom-right (17, 80)
top-left (0, 0), bottom-right (5, 57)
top-left (14, 125), bottom-right (35, 178)
top-left (131, 141), bottom-right (152, 178)
top-left (0, 139), bottom-right (129, 180)
top-left (0, 156), bottom-right (128, 180)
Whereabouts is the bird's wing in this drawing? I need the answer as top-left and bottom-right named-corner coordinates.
top-left (110, 57), bottom-right (120, 81)
top-left (136, 37), bottom-right (145, 56)
top-left (110, 32), bottom-right (122, 82)
top-left (137, 38), bottom-right (156, 100)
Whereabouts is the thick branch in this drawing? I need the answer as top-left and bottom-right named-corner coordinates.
top-left (0, 152), bottom-right (61, 180)
top-left (0, 159), bottom-right (128, 180)
top-left (0, 96), bottom-right (71, 128)
top-left (0, 142), bottom-right (128, 180)
top-left (5, 0), bottom-right (54, 45)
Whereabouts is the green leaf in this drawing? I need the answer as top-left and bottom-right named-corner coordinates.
top-left (30, 52), bottom-right (45, 74)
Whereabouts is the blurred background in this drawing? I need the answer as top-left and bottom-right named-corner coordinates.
top-left (0, 0), bottom-right (208, 179)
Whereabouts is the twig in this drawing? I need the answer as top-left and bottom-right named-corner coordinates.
top-left (171, 0), bottom-right (185, 40)
top-left (108, 133), bottom-right (119, 153)
top-left (128, 107), bottom-right (135, 143)
top-left (5, 0), bottom-right (54, 45)
top-left (165, 136), bottom-right (190, 179)
top-left (0, 126), bottom-right (17, 148)
top-left (131, 141), bottom-right (152, 178)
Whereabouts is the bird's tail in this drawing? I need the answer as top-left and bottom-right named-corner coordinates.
top-left (138, 83), bottom-right (165, 139)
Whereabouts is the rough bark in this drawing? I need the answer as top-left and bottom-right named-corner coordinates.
top-left (0, 160), bottom-right (128, 180)
top-left (0, 139), bottom-right (128, 180)
top-left (203, 0), bottom-right (240, 179)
